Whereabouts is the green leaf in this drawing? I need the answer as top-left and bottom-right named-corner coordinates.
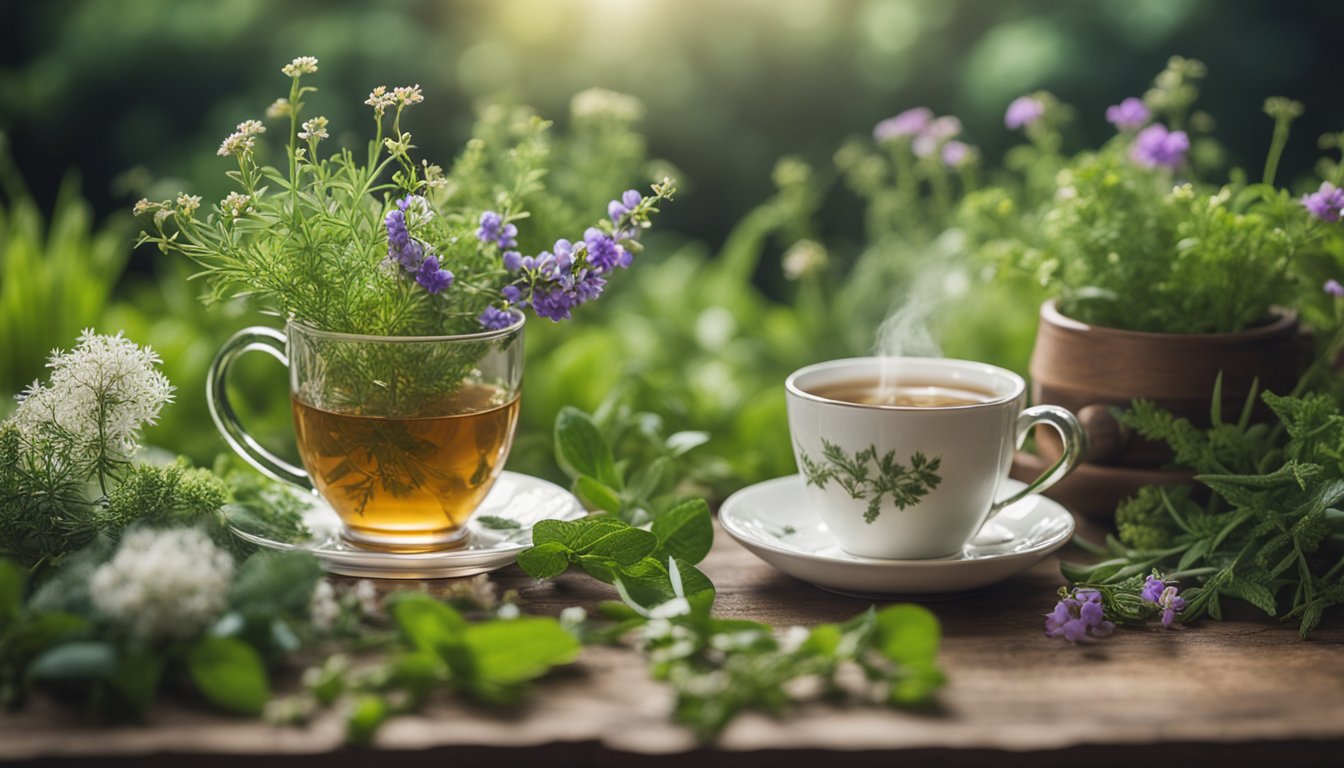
top-left (186, 636), bottom-right (270, 716)
top-left (229, 551), bottom-right (323, 616)
top-left (665, 431), bottom-right (710, 457)
top-left (475, 515), bottom-right (521, 531)
top-left (874, 605), bottom-right (941, 666)
top-left (0, 559), bottom-right (25, 626)
top-left (612, 558), bottom-right (678, 609)
top-left (555, 407), bottom-right (622, 489)
top-left (107, 649), bottom-right (163, 717)
top-left (652, 499), bottom-right (714, 564)
top-left (390, 594), bottom-right (467, 652)
top-left (5, 612), bottom-right (88, 657)
top-left (516, 542), bottom-right (572, 580)
top-left (462, 617), bottom-right (580, 687)
top-left (578, 526), bottom-right (657, 564)
top-left (346, 694), bottom-right (389, 746)
top-left (576, 554), bottom-right (617, 583)
top-left (530, 518), bottom-right (580, 548)
top-left (27, 641), bottom-right (117, 682)
top-left (574, 475), bottom-right (622, 514)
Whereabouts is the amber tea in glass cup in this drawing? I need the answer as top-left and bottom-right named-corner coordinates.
top-left (208, 314), bottom-right (524, 552)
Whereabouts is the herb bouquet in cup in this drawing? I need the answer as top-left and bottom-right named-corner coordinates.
top-left (136, 56), bottom-right (674, 551)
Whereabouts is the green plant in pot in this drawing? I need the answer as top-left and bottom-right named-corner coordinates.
top-left (972, 57), bottom-right (1341, 518)
top-left (135, 56), bottom-right (674, 551)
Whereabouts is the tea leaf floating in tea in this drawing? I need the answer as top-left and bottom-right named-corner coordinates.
top-left (798, 439), bottom-right (943, 523)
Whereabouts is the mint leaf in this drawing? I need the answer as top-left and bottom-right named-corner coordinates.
top-left (555, 406), bottom-right (622, 489)
top-left (517, 542), bottom-right (571, 580)
top-left (463, 617), bottom-right (580, 689)
top-left (874, 604), bottom-right (941, 665)
top-left (574, 475), bottom-right (622, 514)
top-left (665, 431), bottom-right (710, 457)
top-left (186, 636), bottom-right (270, 716)
top-left (652, 499), bottom-right (713, 564)
top-left (391, 594), bottom-right (467, 653)
top-left (578, 526), bottom-right (657, 564)
top-left (475, 515), bottom-right (521, 530)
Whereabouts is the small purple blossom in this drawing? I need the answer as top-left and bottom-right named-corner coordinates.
top-left (478, 306), bottom-right (515, 330)
top-left (1129, 124), bottom-right (1189, 169)
top-left (1325, 279), bottom-right (1344, 297)
top-left (1301, 182), bottom-right (1344, 223)
top-left (476, 211), bottom-right (518, 249)
top-left (607, 189), bottom-right (643, 222)
top-left (584, 228), bottom-right (625, 272)
top-left (1045, 588), bottom-right (1115, 643)
top-left (873, 107), bottom-right (933, 142)
top-left (1106, 97), bottom-right (1150, 131)
top-left (502, 250), bottom-right (523, 271)
top-left (414, 255), bottom-right (453, 294)
top-left (385, 208), bottom-right (423, 271)
top-left (501, 284), bottom-right (524, 306)
top-left (1141, 574), bottom-right (1166, 603)
top-left (942, 140), bottom-right (972, 168)
top-left (911, 115), bottom-right (962, 158)
top-left (1005, 96), bottom-right (1045, 130)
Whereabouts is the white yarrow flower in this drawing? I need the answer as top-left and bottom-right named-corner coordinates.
top-left (175, 193), bottom-right (202, 216)
top-left (299, 116), bottom-right (329, 141)
top-left (89, 528), bottom-right (235, 642)
top-left (365, 86), bottom-right (395, 117)
top-left (570, 88), bottom-right (645, 123)
top-left (391, 85), bottom-right (423, 107)
top-left (12, 330), bottom-right (174, 464)
top-left (221, 191), bottom-right (254, 219)
top-left (235, 119), bottom-right (266, 137)
top-left (282, 56), bottom-right (319, 77)
top-left (217, 131), bottom-right (256, 157)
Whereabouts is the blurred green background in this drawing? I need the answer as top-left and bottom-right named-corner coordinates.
top-left (2, 0), bottom-right (1342, 497)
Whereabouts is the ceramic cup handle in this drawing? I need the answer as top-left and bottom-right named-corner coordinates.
top-left (206, 326), bottom-right (313, 490)
top-left (985, 404), bottom-right (1085, 521)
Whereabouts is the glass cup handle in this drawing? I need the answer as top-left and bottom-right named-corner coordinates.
top-left (206, 326), bottom-right (312, 490)
top-left (985, 404), bottom-right (1086, 520)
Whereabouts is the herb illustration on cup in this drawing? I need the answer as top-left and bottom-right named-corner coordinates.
top-left (135, 56), bottom-right (675, 552)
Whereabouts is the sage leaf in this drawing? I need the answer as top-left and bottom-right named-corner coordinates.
top-left (578, 526), bottom-right (657, 564)
top-left (186, 636), bottom-right (269, 716)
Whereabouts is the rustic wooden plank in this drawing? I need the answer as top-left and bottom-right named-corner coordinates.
top-left (3, 519), bottom-right (1343, 766)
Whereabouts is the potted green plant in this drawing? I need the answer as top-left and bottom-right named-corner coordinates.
top-left (968, 57), bottom-right (1344, 516)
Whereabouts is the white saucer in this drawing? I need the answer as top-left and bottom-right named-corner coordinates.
top-left (719, 476), bottom-right (1074, 597)
top-left (225, 471), bottom-right (585, 579)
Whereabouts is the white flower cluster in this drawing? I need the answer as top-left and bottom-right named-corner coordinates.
top-left (218, 119), bottom-right (266, 158)
top-left (571, 87), bottom-right (645, 123)
top-left (282, 56), bottom-right (319, 78)
top-left (89, 527), bottom-right (235, 642)
top-left (12, 330), bottom-right (173, 465)
top-left (364, 84), bottom-right (424, 118)
top-left (221, 191), bottom-right (254, 219)
top-left (298, 116), bottom-right (329, 142)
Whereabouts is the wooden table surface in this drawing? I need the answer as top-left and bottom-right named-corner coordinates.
top-left (3, 519), bottom-right (1343, 767)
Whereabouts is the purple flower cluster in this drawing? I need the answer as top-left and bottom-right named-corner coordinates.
top-left (1045, 588), bottom-right (1115, 643)
top-left (1004, 95), bottom-right (1045, 130)
top-left (478, 192), bottom-right (643, 326)
top-left (873, 107), bottom-right (933, 142)
top-left (873, 108), bottom-right (975, 169)
top-left (1325, 279), bottom-right (1344, 297)
top-left (912, 116), bottom-right (962, 159)
top-left (1141, 575), bottom-right (1186, 628)
top-left (1106, 97), bottom-right (1151, 131)
top-left (1129, 124), bottom-right (1189, 169)
top-left (1302, 182), bottom-right (1344, 223)
top-left (476, 211), bottom-right (518, 249)
top-left (385, 196), bottom-right (453, 295)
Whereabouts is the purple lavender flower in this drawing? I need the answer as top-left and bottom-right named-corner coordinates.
top-left (501, 284), bottom-right (524, 306)
top-left (873, 107), bottom-right (933, 142)
top-left (1325, 279), bottom-right (1344, 297)
top-left (385, 208), bottom-right (423, 271)
top-left (1045, 588), bottom-right (1115, 643)
top-left (607, 189), bottom-right (643, 222)
top-left (553, 239), bottom-right (575, 271)
top-left (942, 140), bottom-right (971, 168)
top-left (1141, 574), bottom-right (1165, 603)
top-left (414, 255), bottom-right (453, 294)
top-left (1129, 124), bottom-right (1189, 169)
top-left (478, 306), bottom-right (515, 330)
top-left (476, 211), bottom-right (518, 249)
top-left (1301, 182), bottom-right (1344, 223)
top-left (1005, 96), bottom-right (1045, 130)
top-left (502, 250), bottom-right (523, 271)
top-left (1106, 97), bottom-right (1150, 131)
top-left (584, 228), bottom-right (623, 272)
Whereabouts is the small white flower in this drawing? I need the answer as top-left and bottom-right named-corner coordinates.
top-left (365, 86), bottom-right (395, 117)
top-left (221, 191), bottom-right (254, 219)
top-left (559, 606), bottom-right (587, 626)
top-left (391, 85), bottom-right (423, 107)
top-left (570, 88), bottom-right (645, 123)
top-left (266, 98), bottom-right (292, 119)
top-left (235, 119), bottom-right (266, 137)
top-left (217, 131), bottom-right (256, 157)
top-left (308, 580), bottom-right (339, 630)
top-left (132, 198), bottom-right (153, 216)
top-left (298, 116), bottom-right (329, 141)
top-left (781, 239), bottom-right (828, 281)
top-left (777, 625), bottom-right (810, 654)
top-left (89, 528), bottom-right (234, 642)
top-left (496, 603), bottom-right (521, 620)
top-left (282, 56), bottom-right (319, 78)
top-left (353, 579), bottom-right (379, 615)
top-left (13, 330), bottom-right (173, 464)
top-left (175, 193), bottom-right (201, 216)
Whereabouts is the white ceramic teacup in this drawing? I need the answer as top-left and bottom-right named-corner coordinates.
top-left (785, 357), bottom-right (1084, 560)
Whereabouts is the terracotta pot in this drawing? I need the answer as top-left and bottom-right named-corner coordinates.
top-left (1012, 300), bottom-right (1299, 518)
